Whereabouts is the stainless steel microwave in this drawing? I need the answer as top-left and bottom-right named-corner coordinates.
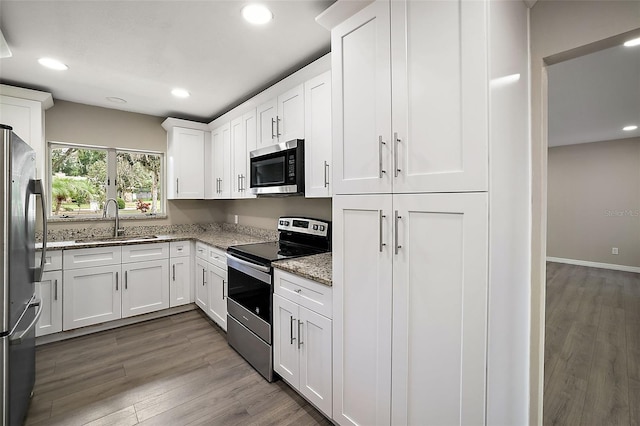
top-left (249, 139), bottom-right (304, 196)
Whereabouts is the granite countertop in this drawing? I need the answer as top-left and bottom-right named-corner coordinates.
top-left (38, 230), bottom-right (271, 252)
top-left (272, 252), bottom-right (332, 286)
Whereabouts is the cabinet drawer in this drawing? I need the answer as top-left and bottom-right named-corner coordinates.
top-left (208, 247), bottom-right (226, 270)
top-left (195, 242), bottom-right (208, 260)
top-left (36, 249), bottom-right (63, 272)
top-left (274, 269), bottom-right (332, 318)
top-left (64, 246), bottom-right (122, 270)
top-left (170, 240), bottom-right (191, 257)
top-left (122, 242), bottom-right (169, 263)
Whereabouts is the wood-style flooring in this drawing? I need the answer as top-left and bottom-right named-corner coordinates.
top-left (544, 262), bottom-right (640, 426)
top-left (24, 310), bottom-right (331, 426)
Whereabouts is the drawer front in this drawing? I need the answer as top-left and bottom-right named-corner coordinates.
top-left (208, 247), bottom-right (226, 270)
top-left (170, 240), bottom-right (191, 257)
top-left (122, 242), bottom-right (170, 263)
top-left (63, 246), bottom-right (122, 270)
top-left (274, 269), bottom-right (332, 318)
top-left (36, 249), bottom-right (63, 272)
top-left (195, 242), bottom-right (208, 260)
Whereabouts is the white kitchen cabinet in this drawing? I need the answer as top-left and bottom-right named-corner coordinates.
top-left (63, 264), bottom-right (121, 330)
top-left (256, 84), bottom-right (304, 148)
top-left (0, 85), bottom-right (53, 178)
top-left (332, 0), bottom-right (488, 195)
top-left (170, 241), bottom-right (192, 308)
top-left (304, 71), bottom-right (332, 198)
top-left (121, 259), bottom-right (170, 318)
top-left (194, 243), bottom-right (228, 330)
top-left (332, 192), bottom-right (488, 426)
top-left (231, 110), bottom-right (257, 199)
top-left (209, 122), bottom-right (231, 199)
top-left (206, 264), bottom-right (227, 331)
top-left (35, 270), bottom-right (63, 337)
top-left (166, 126), bottom-right (206, 199)
top-left (273, 270), bottom-right (333, 417)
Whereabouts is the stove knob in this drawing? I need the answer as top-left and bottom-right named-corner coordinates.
top-left (285, 221), bottom-right (290, 226)
top-left (279, 220), bottom-right (284, 225)
top-left (313, 225), bottom-right (319, 231)
top-left (320, 225), bottom-right (325, 231)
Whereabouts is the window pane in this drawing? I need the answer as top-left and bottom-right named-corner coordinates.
top-left (116, 152), bottom-right (163, 215)
top-left (50, 147), bottom-right (107, 216)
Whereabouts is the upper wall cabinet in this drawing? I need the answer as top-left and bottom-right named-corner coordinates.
top-left (231, 110), bottom-right (257, 199)
top-left (0, 85), bottom-right (54, 179)
top-left (332, 0), bottom-right (488, 195)
top-left (256, 84), bottom-right (305, 149)
top-left (304, 71), bottom-right (332, 198)
top-left (163, 119), bottom-right (208, 199)
top-left (208, 122), bottom-right (231, 199)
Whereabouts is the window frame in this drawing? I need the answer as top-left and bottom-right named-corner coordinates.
top-left (47, 141), bottom-right (166, 220)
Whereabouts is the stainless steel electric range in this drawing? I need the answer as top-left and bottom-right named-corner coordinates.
top-left (225, 217), bottom-right (331, 381)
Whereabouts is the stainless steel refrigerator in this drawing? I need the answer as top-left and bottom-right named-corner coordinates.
top-left (0, 124), bottom-right (47, 426)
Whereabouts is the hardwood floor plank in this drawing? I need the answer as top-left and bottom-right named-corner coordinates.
top-left (630, 377), bottom-right (640, 426)
top-left (25, 310), bottom-right (330, 426)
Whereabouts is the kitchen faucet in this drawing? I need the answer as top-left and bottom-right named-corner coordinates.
top-left (103, 198), bottom-right (124, 237)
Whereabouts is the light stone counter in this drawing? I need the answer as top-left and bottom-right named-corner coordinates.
top-left (272, 252), bottom-right (332, 286)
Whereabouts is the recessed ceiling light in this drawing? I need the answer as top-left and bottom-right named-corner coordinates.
top-left (38, 57), bottom-right (68, 70)
top-left (106, 97), bottom-right (127, 104)
top-left (623, 125), bottom-right (638, 131)
top-left (242, 4), bottom-right (273, 25)
top-left (623, 37), bottom-right (640, 47)
top-left (171, 88), bottom-right (190, 98)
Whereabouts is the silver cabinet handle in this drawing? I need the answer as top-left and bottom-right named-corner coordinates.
top-left (222, 279), bottom-right (226, 300)
top-left (394, 132), bottom-right (402, 177)
top-left (290, 316), bottom-right (296, 345)
top-left (202, 268), bottom-right (206, 285)
top-left (237, 175), bottom-right (241, 192)
top-left (276, 116), bottom-right (281, 137)
top-left (379, 136), bottom-right (387, 178)
top-left (271, 117), bottom-right (276, 139)
top-left (379, 210), bottom-right (386, 252)
top-left (116, 271), bottom-right (119, 291)
top-left (395, 210), bottom-right (402, 255)
top-left (125, 270), bottom-right (128, 289)
top-left (172, 264), bottom-right (176, 281)
top-left (324, 161), bottom-right (329, 188)
top-left (176, 178), bottom-right (179, 194)
top-left (54, 279), bottom-right (58, 301)
top-left (297, 320), bottom-right (303, 349)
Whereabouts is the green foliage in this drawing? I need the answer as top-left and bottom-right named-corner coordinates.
top-left (117, 198), bottom-right (126, 209)
top-left (51, 176), bottom-right (98, 215)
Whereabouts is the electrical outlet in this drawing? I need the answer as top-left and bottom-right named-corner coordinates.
top-left (612, 247), bottom-right (619, 255)
top-left (234, 214), bottom-right (239, 224)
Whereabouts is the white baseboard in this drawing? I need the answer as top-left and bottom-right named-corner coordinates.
top-left (546, 256), bottom-right (640, 274)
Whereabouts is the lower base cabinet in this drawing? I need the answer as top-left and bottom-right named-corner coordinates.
top-left (273, 270), bottom-right (332, 418)
top-left (35, 270), bottom-right (63, 336)
top-left (122, 259), bottom-right (170, 318)
top-left (170, 256), bottom-right (192, 307)
top-left (195, 245), bottom-right (228, 331)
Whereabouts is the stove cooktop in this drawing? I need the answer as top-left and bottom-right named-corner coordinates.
top-left (227, 240), bottom-right (326, 265)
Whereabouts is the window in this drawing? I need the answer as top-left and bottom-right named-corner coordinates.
top-left (49, 143), bottom-right (164, 218)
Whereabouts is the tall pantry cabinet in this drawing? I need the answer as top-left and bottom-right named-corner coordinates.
top-left (324, 0), bottom-right (529, 424)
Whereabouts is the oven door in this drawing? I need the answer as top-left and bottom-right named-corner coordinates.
top-left (226, 254), bottom-right (272, 341)
top-left (249, 139), bottom-right (303, 195)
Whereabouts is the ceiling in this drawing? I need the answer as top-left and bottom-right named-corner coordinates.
top-left (0, 0), bottom-right (334, 123)
top-left (548, 41), bottom-right (640, 147)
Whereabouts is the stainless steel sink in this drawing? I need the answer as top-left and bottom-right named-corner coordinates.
top-left (74, 235), bottom-right (160, 243)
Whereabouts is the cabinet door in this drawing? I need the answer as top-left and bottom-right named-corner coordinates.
top-left (63, 265), bottom-right (121, 330)
top-left (168, 127), bottom-right (205, 199)
top-left (0, 95), bottom-right (45, 178)
top-left (122, 259), bottom-right (170, 318)
top-left (207, 264), bottom-right (227, 331)
top-left (212, 123), bottom-right (231, 199)
top-left (299, 305), bottom-right (332, 417)
top-left (332, 194), bottom-right (393, 426)
top-left (391, 193), bottom-right (488, 425)
top-left (273, 294), bottom-right (299, 386)
top-left (391, 0), bottom-right (488, 193)
top-left (304, 71), bottom-right (332, 198)
top-left (241, 109), bottom-right (257, 198)
top-left (194, 258), bottom-right (208, 311)
top-left (230, 115), bottom-right (255, 199)
top-left (170, 257), bottom-right (192, 307)
top-left (332, 1), bottom-right (392, 195)
top-left (35, 270), bottom-right (62, 336)
top-left (257, 98), bottom-right (277, 148)
top-left (277, 84), bottom-right (304, 142)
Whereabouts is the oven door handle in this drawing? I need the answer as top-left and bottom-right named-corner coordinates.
top-left (226, 253), bottom-right (271, 273)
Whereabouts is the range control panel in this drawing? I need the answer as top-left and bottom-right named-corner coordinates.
top-left (278, 217), bottom-right (329, 238)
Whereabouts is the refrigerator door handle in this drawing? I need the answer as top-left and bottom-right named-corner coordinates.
top-left (10, 298), bottom-right (43, 345)
top-left (31, 179), bottom-right (47, 282)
